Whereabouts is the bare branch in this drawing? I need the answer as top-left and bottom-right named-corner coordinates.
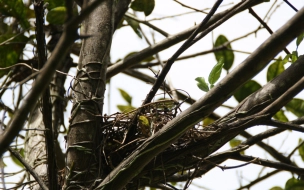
top-left (230, 154), bottom-right (304, 175)
top-left (125, 13), bottom-right (169, 37)
top-left (8, 148), bottom-right (48, 190)
top-left (172, 0), bottom-right (208, 14)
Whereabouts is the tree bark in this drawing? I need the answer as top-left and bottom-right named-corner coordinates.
top-left (65, 0), bottom-right (114, 188)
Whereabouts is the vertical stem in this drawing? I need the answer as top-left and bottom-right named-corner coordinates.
top-left (34, 1), bottom-right (58, 189)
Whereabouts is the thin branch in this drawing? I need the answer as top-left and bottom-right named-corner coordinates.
top-left (263, 119), bottom-right (304, 133)
top-left (230, 154), bottom-right (304, 175)
top-left (283, 0), bottom-right (298, 12)
top-left (240, 130), bottom-right (293, 165)
top-left (288, 140), bottom-right (304, 159)
top-left (125, 13), bottom-right (169, 37)
top-left (34, 1), bottom-right (58, 189)
top-left (248, 7), bottom-right (291, 55)
top-left (147, 2), bottom-right (234, 22)
top-left (173, 0), bottom-right (208, 14)
top-left (8, 148), bottom-right (48, 190)
top-left (236, 170), bottom-right (281, 190)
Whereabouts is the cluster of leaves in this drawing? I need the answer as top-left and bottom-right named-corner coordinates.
top-left (0, 0), bottom-right (33, 78)
top-left (195, 34), bottom-right (234, 92)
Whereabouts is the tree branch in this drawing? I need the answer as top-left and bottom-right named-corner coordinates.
top-left (230, 154), bottom-right (304, 175)
top-left (8, 148), bottom-right (48, 190)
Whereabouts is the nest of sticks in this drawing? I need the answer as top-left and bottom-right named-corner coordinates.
top-left (100, 97), bottom-right (206, 171)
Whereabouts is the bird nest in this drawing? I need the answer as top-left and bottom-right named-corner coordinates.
top-left (100, 98), bottom-right (205, 170)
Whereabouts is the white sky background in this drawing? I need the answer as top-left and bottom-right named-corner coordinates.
top-left (2, 0), bottom-right (304, 189)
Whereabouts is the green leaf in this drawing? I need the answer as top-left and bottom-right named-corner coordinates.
top-left (229, 138), bottom-right (241, 148)
top-left (298, 138), bottom-right (304, 161)
top-left (234, 80), bottom-right (261, 102)
top-left (214, 35), bottom-right (234, 70)
top-left (203, 117), bottom-right (215, 126)
top-left (195, 77), bottom-right (209, 92)
top-left (117, 105), bottom-right (136, 113)
top-left (285, 178), bottom-right (304, 190)
top-left (10, 148), bottom-right (24, 168)
top-left (273, 110), bottom-right (288, 122)
top-left (118, 88), bottom-right (132, 105)
top-left (291, 51), bottom-right (298, 63)
top-left (282, 54), bottom-right (292, 65)
top-left (296, 32), bottom-right (304, 47)
top-left (269, 186), bottom-right (283, 190)
top-left (286, 98), bottom-right (304, 117)
top-left (229, 138), bottom-right (244, 154)
top-left (0, 33), bottom-right (29, 78)
top-left (46, 6), bottom-right (66, 25)
top-left (267, 58), bottom-right (285, 82)
top-left (138, 115), bottom-right (150, 127)
top-left (125, 17), bottom-right (142, 38)
top-left (130, 0), bottom-right (155, 16)
top-left (208, 57), bottom-right (224, 85)
top-left (0, 0), bottom-right (30, 29)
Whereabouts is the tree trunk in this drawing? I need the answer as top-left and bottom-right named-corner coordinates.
top-left (64, 0), bottom-right (114, 188)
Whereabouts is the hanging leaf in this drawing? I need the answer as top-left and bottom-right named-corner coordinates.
top-left (286, 98), bottom-right (304, 117)
top-left (234, 80), bottom-right (261, 102)
top-left (130, 0), bottom-right (155, 16)
top-left (298, 138), bottom-right (304, 161)
top-left (125, 17), bottom-right (142, 38)
top-left (208, 57), bottom-right (224, 85)
top-left (118, 88), bottom-right (132, 105)
top-left (46, 6), bottom-right (67, 25)
top-left (267, 58), bottom-right (285, 82)
top-left (117, 105), bottom-right (136, 113)
top-left (285, 178), bottom-right (304, 190)
top-left (0, 33), bottom-right (29, 78)
top-left (273, 110), bottom-right (288, 122)
top-left (195, 77), bottom-right (209, 92)
top-left (296, 32), bottom-right (304, 47)
top-left (214, 35), bottom-right (234, 70)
